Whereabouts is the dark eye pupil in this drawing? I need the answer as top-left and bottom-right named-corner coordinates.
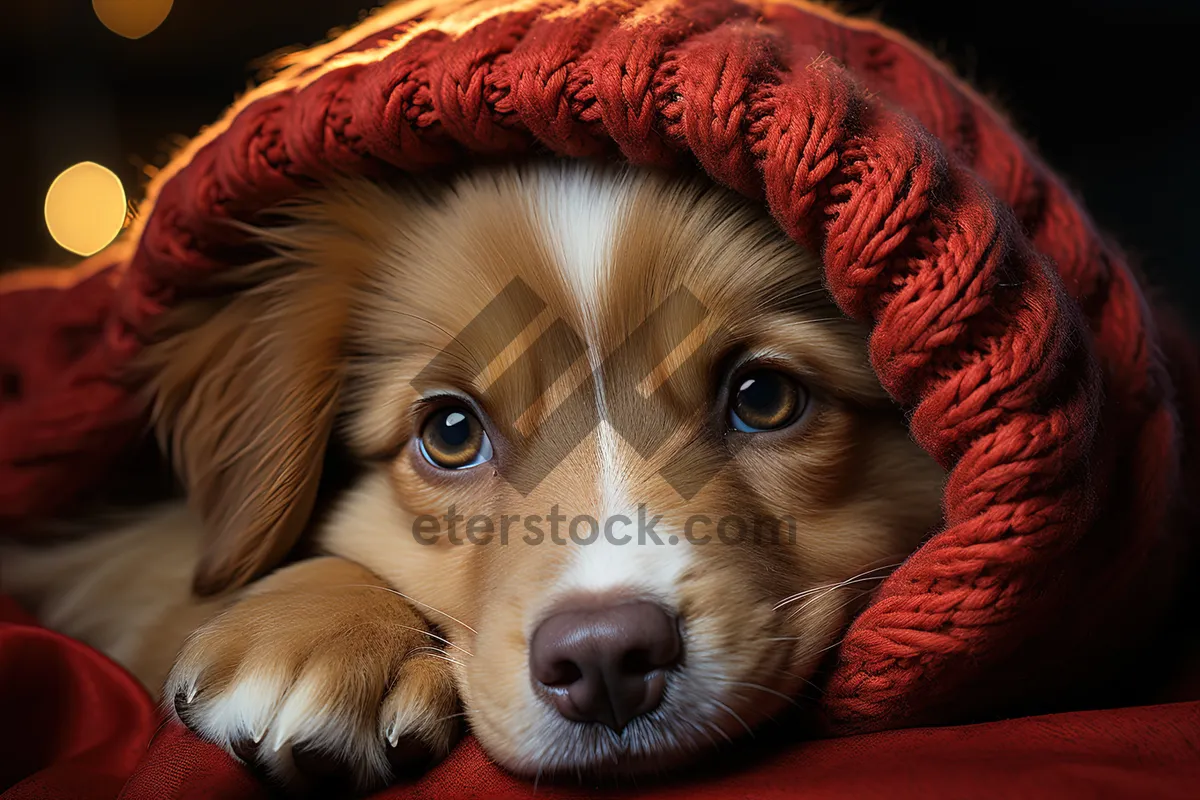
top-left (438, 411), bottom-right (470, 447)
top-left (732, 370), bottom-right (801, 431)
top-left (738, 375), bottom-right (779, 412)
top-left (421, 406), bottom-right (485, 469)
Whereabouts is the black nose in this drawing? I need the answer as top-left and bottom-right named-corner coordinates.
top-left (529, 602), bottom-right (681, 732)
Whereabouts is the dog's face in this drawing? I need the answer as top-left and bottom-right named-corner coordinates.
top-left (149, 164), bottom-right (944, 776)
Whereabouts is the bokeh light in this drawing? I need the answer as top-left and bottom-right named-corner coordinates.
top-left (92, 0), bottom-right (174, 40)
top-left (44, 162), bottom-right (128, 257)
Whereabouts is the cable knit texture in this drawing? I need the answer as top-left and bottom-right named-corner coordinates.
top-left (1, 0), bottom-right (1197, 735)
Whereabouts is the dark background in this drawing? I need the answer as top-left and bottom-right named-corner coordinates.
top-left (2, 1), bottom-right (1198, 312)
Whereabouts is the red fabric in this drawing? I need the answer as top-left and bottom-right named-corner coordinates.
top-left (3, 599), bottom-right (1198, 800)
top-left (0, 597), bottom-right (157, 799)
top-left (2, 0), bottom-right (1199, 782)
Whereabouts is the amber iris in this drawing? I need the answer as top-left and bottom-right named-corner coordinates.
top-left (729, 370), bottom-right (805, 432)
top-left (419, 407), bottom-right (492, 469)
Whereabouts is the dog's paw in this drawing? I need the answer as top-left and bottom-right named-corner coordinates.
top-left (165, 558), bottom-right (462, 795)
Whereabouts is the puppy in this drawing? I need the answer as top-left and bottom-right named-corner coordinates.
top-left (0, 162), bottom-right (945, 792)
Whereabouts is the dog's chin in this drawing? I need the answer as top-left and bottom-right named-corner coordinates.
top-left (483, 718), bottom-right (720, 780)
top-left (475, 681), bottom-right (796, 780)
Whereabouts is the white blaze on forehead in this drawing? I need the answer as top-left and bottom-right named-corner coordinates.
top-left (529, 165), bottom-right (693, 604)
top-left (529, 163), bottom-right (636, 314)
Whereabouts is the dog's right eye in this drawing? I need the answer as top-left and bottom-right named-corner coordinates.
top-left (419, 407), bottom-right (493, 470)
top-left (728, 368), bottom-right (807, 433)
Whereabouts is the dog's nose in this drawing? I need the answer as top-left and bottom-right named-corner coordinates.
top-left (530, 602), bottom-right (681, 732)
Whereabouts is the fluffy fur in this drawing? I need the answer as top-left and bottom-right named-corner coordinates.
top-left (0, 163), bottom-right (945, 792)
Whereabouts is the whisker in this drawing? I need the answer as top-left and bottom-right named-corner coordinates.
top-left (815, 636), bottom-right (845, 654)
top-left (426, 654), bottom-right (468, 669)
top-left (686, 719), bottom-right (719, 751)
top-left (796, 674), bottom-right (825, 695)
top-left (773, 562), bottom-right (901, 611)
top-left (806, 316), bottom-right (844, 323)
top-left (777, 579), bottom-right (878, 621)
top-left (775, 669), bottom-right (824, 695)
top-left (409, 644), bottom-right (465, 661)
top-left (409, 645), bottom-right (443, 655)
top-left (716, 679), bottom-right (799, 707)
top-left (409, 648), bottom-right (467, 669)
top-left (805, 634), bottom-right (848, 658)
top-left (788, 581), bottom-right (879, 620)
top-left (711, 699), bottom-right (754, 738)
top-left (773, 568), bottom-right (892, 610)
top-left (344, 584), bottom-right (479, 635)
top-left (758, 666), bottom-right (826, 696)
top-left (391, 623), bottom-right (473, 656)
top-left (313, 616), bottom-right (472, 657)
top-left (704, 718), bottom-right (736, 745)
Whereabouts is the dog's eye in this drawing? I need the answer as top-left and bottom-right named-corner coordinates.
top-left (419, 407), bottom-right (493, 470)
top-left (729, 369), bottom-right (806, 433)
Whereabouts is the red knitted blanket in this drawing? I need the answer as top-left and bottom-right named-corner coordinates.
top-left (1, 0), bottom-right (1197, 736)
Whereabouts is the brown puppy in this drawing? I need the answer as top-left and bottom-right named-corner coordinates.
top-left (1, 163), bottom-right (944, 792)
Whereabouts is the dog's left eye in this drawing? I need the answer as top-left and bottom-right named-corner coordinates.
top-left (419, 407), bottom-right (493, 470)
top-left (729, 369), bottom-right (807, 433)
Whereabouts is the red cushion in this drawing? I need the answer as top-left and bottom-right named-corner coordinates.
top-left (3, 596), bottom-right (1197, 800)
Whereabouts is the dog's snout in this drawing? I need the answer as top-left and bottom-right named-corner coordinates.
top-left (530, 602), bottom-right (681, 732)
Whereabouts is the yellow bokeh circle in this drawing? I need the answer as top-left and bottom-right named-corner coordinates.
top-left (93, 0), bottom-right (174, 40)
top-left (44, 162), bottom-right (128, 257)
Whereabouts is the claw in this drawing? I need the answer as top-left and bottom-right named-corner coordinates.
top-left (384, 721), bottom-right (398, 747)
top-left (173, 691), bottom-right (194, 726)
top-left (230, 738), bottom-right (261, 765)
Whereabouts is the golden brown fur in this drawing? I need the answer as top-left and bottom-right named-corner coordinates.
top-left (1, 162), bottom-right (945, 792)
top-left (139, 241), bottom-right (352, 595)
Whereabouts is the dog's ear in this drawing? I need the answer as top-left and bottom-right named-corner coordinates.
top-left (140, 264), bottom-right (350, 596)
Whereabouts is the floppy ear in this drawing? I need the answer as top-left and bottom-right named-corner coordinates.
top-left (140, 263), bottom-right (350, 596)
